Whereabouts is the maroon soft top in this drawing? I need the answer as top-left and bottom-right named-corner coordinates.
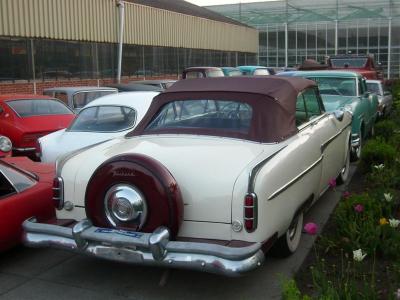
top-left (128, 76), bottom-right (317, 143)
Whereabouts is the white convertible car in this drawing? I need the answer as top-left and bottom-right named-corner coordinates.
top-left (23, 77), bottom-right (352, 276)
top-left (37, 91), bottom-right (158, 163)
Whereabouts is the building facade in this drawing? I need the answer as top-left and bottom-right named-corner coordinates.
top-left (0, 0), bottom-right (258, 93)
top-left (208, 0), bottom-right (400, 78)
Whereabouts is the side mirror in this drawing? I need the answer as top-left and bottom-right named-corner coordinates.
top-left (0, 106), bottom-right (3, 114)
top-left (332, 110), bottom-right (344, 121)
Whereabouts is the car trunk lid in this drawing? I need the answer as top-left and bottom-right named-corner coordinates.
top-left (69, 135), bottom-right (265, 224)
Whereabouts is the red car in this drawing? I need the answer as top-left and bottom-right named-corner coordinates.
top-left (0, 157), bottom-right (55, 251)
top-left (0, 135), bottom-right (12, 158)
top-left (0, 94), bottom-right (75, 160)
top-left (327, 54), bottom-right (384, 80)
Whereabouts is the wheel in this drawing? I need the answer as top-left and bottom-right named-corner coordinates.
top-left (337, 142), bottom-right (350, 185)
top-left (270, 212), bottom-right (304, 258)
top-left (350, 129), bottom-right (363, 162)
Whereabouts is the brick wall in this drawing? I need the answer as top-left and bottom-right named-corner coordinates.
top-left (0, 75), bottom-right (178, 94)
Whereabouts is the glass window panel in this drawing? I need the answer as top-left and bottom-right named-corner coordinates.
top-left (146, 100), bottom-right (253, 134)
top-left (7, 99), bottom-right (72, 117)
top-left (69, 106), bottom-right (136, 132)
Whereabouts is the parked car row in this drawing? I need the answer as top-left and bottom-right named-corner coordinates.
top-left (279, 71), bottom-right (380, 161)
top-left (182, 65), bottom-right (272, 78)
top-left (0, 68), bottom-right (393, 278)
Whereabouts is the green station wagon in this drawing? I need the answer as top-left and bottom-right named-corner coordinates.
top-left (280, 70), bottom-right (379, 161)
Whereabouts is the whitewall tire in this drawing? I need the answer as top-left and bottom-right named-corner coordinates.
top-left (271, 212), bottom-right (304, 257)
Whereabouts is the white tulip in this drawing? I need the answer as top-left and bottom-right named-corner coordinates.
top-left (353, 249), bottom-right (367, 262)
top-left (384, 193), bottom-right (393, 202)
top-left (389, 219), bottom-right (400, 228)
top-left (373, 164), bottom-right (385, 170)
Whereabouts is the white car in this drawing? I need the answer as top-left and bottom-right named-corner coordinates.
top-left (37, 92), bottom-right (158, 163)
top-left (23, 77), bottom-right (351, 276)
top-left (366, 79), bottom-right (393, 117)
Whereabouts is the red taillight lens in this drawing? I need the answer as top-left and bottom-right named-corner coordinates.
top-left (52, 177), bottom-right (64, 209)
top-left (244, 193), bottom-right (257, 232)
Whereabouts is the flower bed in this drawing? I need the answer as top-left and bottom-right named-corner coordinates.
top-left (281, 83), bottom-right (400, 299)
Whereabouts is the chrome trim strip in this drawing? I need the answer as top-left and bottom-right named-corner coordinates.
top-left (268, 155), bottom-right (324, 201)
top-left (320, 122), bottom-right (351, 153)
top-left (247, 146), bottom-right (287, 193)
top-left (22, 218), bottom-right (264, 277)
top-left (12, 147), bottom-right (36, 152)
top-left (297, 113), bottom-right (328, 132)
top-left (55, 139), bottom-right (111, 177)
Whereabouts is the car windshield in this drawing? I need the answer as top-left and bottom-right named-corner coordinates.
top-left (330, 58), bottom-right (368, 68)
top-left (6, 99), bottom-right (73, 117)
top-left (145, 100), bottom-right (253, 134)
top-left (68, 105), bottom-right (136, 132)
top-left (205, 70), bottom-right (224, 77)
top-left (366, 82), bottom-right (382, 95)
top-left (309, 77), bottom-right (357, 97)
top-left (73, 90), bottom-right (116, 109)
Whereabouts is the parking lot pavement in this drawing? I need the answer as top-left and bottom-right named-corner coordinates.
top-left (0, 166), bottom-right (356, 300)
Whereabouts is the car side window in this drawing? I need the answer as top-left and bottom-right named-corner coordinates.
top-left (295, 94), bottom-right (307, 126)
top-left (0, 164), bottom-right (36, 197)
top-left (303, 88), bottom-right (322, 119)
top-left (54, 92), bottom-right (68, 105)
top-left (0, 171), bottom-right (16, 198)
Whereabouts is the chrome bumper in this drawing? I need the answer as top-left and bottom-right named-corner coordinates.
top-left (351, 133), bottom-right (360, 148)
top-left (22, 218), bottom-right (264, 277)
top-left (13, 147), bottom-right (36, 152)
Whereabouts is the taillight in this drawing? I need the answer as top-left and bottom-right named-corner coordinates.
top-left (21, 132), bottom-right (50, 146)
top-left (53, 177), bottom-right (64, 210)
top-left (244, 193), bottom-right (258, 232)
top-left (35, 140), bottom-right (42, 159)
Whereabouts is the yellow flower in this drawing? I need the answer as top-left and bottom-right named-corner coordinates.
top-left (380, 218), bottom-right (389, 225)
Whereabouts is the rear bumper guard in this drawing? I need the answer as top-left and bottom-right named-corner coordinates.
top-left (22, 218), bottom-right (264, 277)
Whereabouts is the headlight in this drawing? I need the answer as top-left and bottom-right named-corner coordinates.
top-left (104, 184), bottom-right (147, 228)
top-left (0, 136), bottom-right (12, 152)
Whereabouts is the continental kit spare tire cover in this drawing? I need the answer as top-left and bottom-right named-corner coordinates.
top-left (85, 154), bottom-right (184, 238)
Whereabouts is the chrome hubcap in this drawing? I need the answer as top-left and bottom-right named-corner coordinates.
top-left (104, 184), bottom-right (147, 228)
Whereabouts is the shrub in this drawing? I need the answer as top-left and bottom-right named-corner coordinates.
top-left (360, 138), bottom-right (396, 173)
top-left (374, 120), bottom-right (396, 141)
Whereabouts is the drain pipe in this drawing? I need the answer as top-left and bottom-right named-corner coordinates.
top-left (116, 0), bottom-right (125, 83)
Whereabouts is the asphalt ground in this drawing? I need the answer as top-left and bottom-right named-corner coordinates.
top-left (0, 165), bottom-right (356, 300)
